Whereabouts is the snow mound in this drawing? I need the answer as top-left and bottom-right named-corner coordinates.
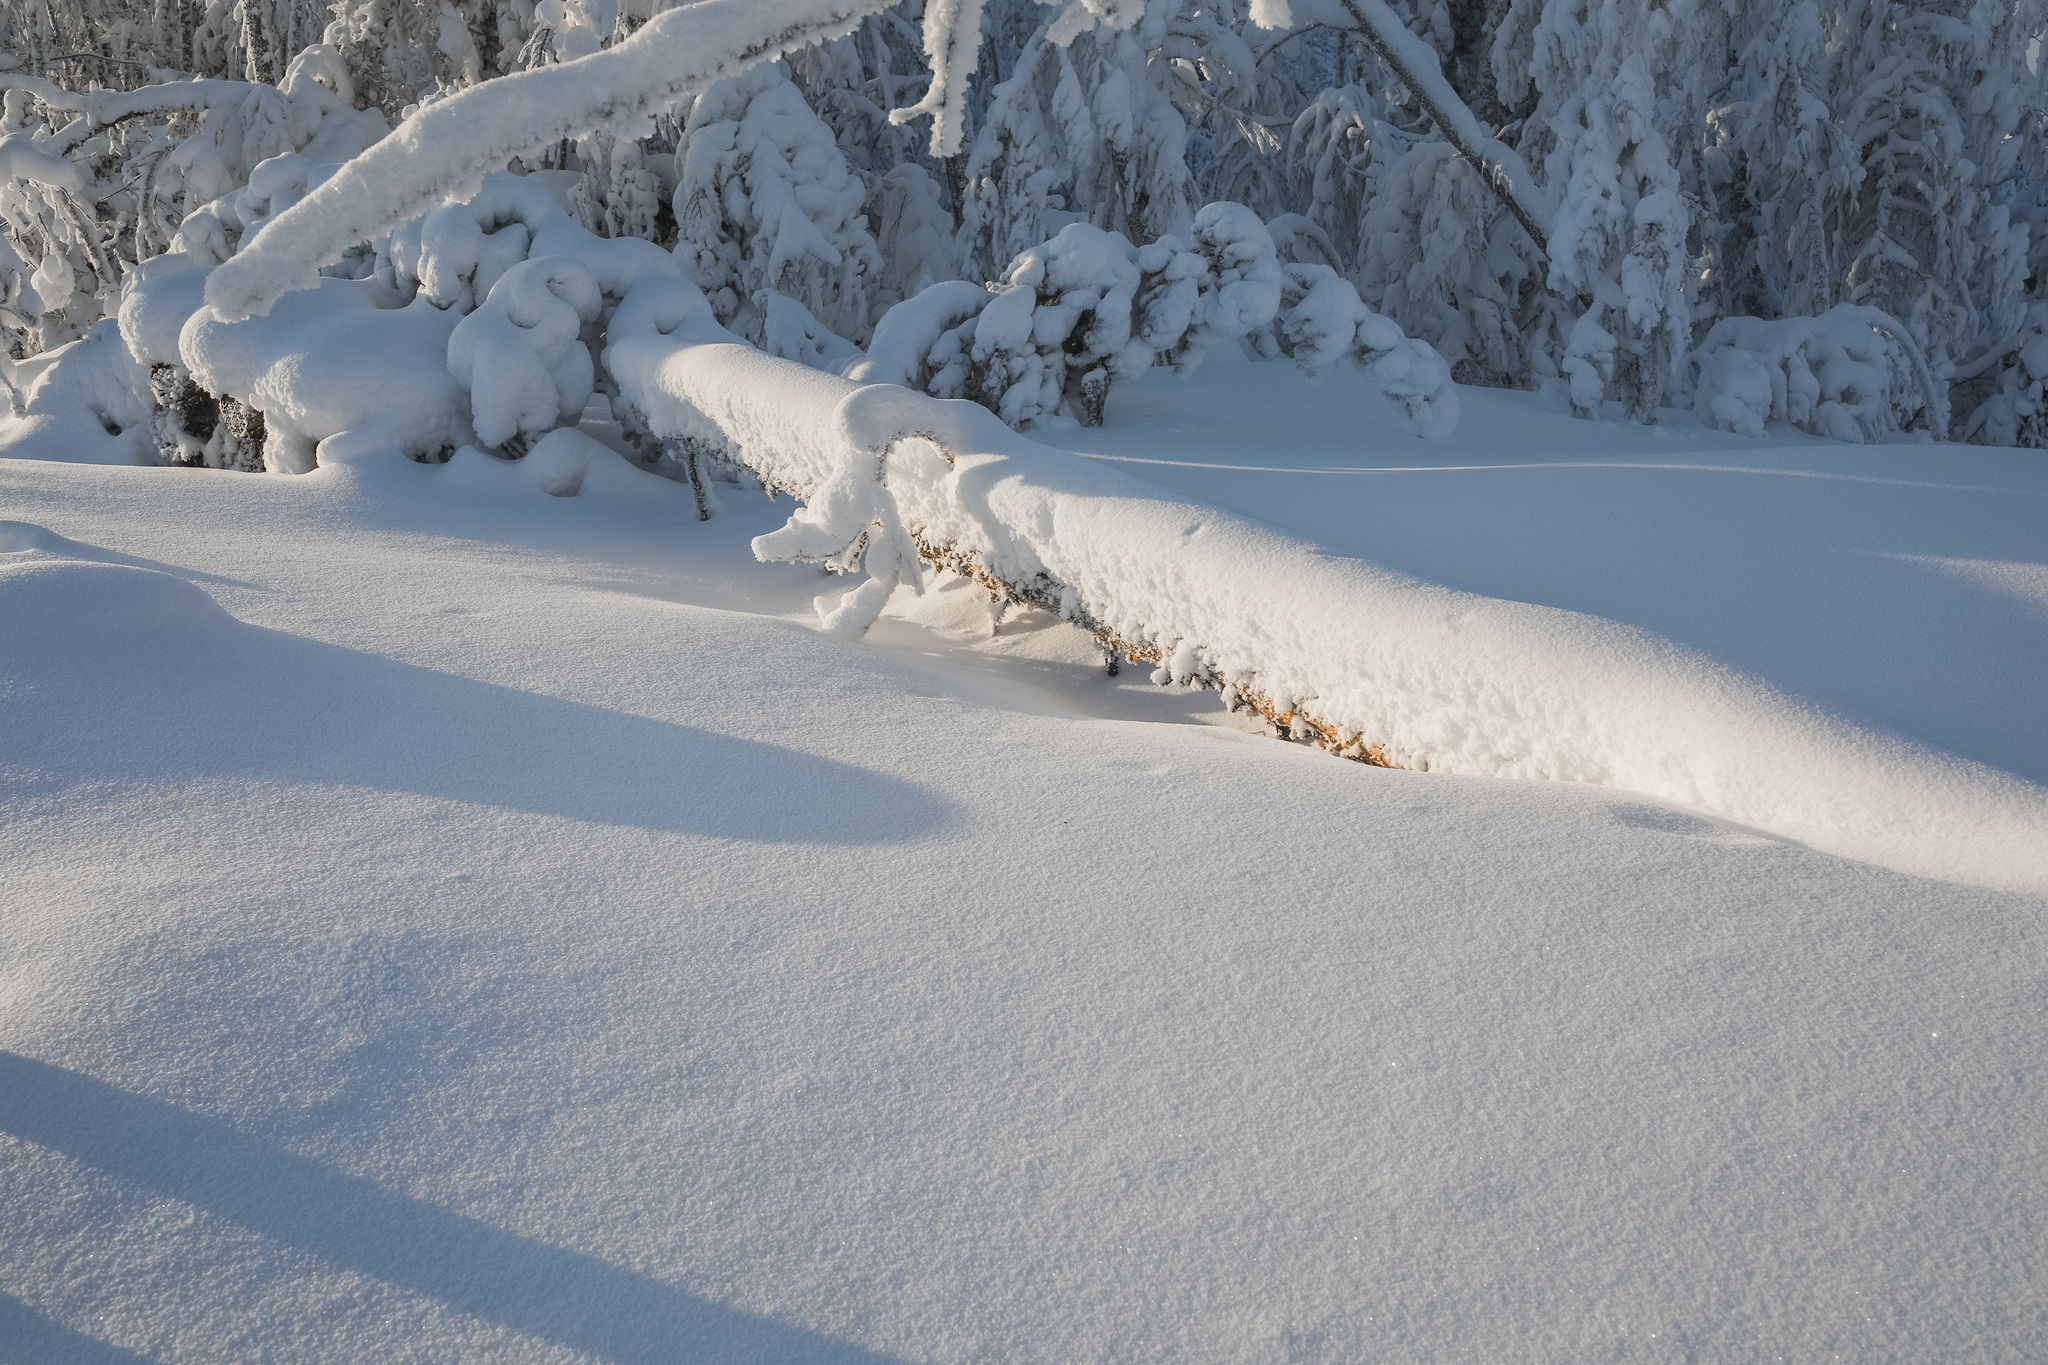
top-left (0, 556), bottom-right (236, 647)
top-left (0, 322), bottom-right (153, 465)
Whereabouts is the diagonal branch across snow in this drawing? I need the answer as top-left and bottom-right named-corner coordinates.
top-left (1272, 0), bottom-right (1554, 257)
top-left (204, 0), bottom-right (893, 323)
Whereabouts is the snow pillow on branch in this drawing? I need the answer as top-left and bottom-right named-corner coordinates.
top-left (447, 256), bottom-right (603, 452)
top-left (1273, 264), bottom-right (1458, 438)
top-left (384, 174), bottom-right (569, 314)
top-left (1684, 304), bottom-right (1946, 444)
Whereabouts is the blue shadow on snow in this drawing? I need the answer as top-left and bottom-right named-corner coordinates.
top-left (0, 1053), bottom-right (906, 1364)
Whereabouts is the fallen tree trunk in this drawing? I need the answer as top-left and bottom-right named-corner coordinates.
top-left (600, 274), bottom-right (2048, 895)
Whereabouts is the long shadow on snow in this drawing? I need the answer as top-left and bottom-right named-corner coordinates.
top-left (0, 1054), bottom-right (904, 1364)
top-left (0, 1287), bottom-right (159, 1365)
top-left (1, 564), bottom-right (942, 844)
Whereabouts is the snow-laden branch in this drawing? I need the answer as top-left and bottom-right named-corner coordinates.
top-left (887, 0), bottom-right (988, 157)
top-left (204, 0), bottom-right (892, 323)
top-left (1274, 0), bottom-right (1553, 257)
top-left (0, 126), bottom-right (87, 191)
top-left (0, 73), bottom-right (86, 111)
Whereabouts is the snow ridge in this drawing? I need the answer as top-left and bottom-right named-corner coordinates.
top-left (608, 277), bottom-right (2048, 895)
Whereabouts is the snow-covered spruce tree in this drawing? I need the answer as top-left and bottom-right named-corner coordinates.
top-left (957, 5), bottom-right (1196, 285)
top-left (672, 58), bottom-right (885, 345)
top-left (1962, 300), bottom-right (2048, 447)
top-left (1700, 1), bottom-right (1856, 325)
top-left (1917, 0), bottom-right (2048, 439)
top-left (786, 16), bottom-right (962, 311)
top-left (1354, 137), bottom-right (1550, 387)
top-left (568, 127), bottom-right (667, 242)
top-left (1838, 45), bottom-right (1976, 398)
top-left (327, 0), bottom-right (496, 116)
top-left (1283, 80), bottom-right (1404, 271)
top-left (1519, 0), bottom-right (1689, 421)
top-left (787, 10), bottom-right (933, 183)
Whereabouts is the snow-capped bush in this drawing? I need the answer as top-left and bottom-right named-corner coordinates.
top-left (846, 277), bottom-right (988, 396)
top-left (447, 255), bottom-right (603, 450)
top-left (1684, 304), bottom-right (1946, 444)
top-left (673, 60), bottom-right (884, 345)
top-left (1271, 263), bottom-right (1458, 438)
top-left (864, 204), bottom-right (1281, 429)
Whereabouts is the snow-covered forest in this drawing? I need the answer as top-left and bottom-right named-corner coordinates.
top-left (4, 2), bottom-right (2046, 1360)
top-left (0, 0), bottom-right (2044, 452)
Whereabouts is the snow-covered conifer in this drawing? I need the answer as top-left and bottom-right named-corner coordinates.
top-left (672, 60), bottom-right (884, 343)
top-left (958, 9), bottom-right (1196, 285)
top-left (1526, 0), bottom-right (1689, 421)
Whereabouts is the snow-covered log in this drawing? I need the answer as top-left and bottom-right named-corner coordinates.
top-left (605, 273), bottom-right (2048, 895)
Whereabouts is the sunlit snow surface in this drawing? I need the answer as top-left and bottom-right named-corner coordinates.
top-left (2, 394), bottom-right (2044, 1360)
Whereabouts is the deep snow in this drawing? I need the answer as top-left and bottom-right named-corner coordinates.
top-left (2, 435), bottom-right (2043, 1362)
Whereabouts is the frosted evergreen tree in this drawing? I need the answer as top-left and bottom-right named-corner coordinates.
top-left (957, 5), bottom-right (1196, 285)
top-left (1839, 41), bottom-right (1977, 383)
top-left (1522, 0), bottom-right (1690, 420)
top-left (672, 59), bottom-right (885, 343)
top-left (1704, 1), bottom-right (1856, 323)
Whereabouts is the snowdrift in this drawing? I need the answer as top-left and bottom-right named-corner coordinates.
top-left (608, 278), bottom-right (2048, 895)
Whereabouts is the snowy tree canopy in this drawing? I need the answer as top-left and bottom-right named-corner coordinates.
top-left (0, 0), bottom-right (2043, 446)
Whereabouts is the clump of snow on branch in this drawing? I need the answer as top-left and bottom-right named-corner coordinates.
top-left (1269, 262), bottom-right (1457, 437)
top-left (447, 256), bottom-right (603, 451)
top-left (750, 383), bottom-right (941, 638)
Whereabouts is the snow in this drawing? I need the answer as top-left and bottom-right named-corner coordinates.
top-left (4, 4), bottom-right (2047, 1351)
top-left (2, 441), bottom-right (2042, 1362)
top-left (1041, 350), bottom-right (2048, 854)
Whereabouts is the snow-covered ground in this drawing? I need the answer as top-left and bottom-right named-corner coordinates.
top-left (3, 407), bottom-right (2043, 1361)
